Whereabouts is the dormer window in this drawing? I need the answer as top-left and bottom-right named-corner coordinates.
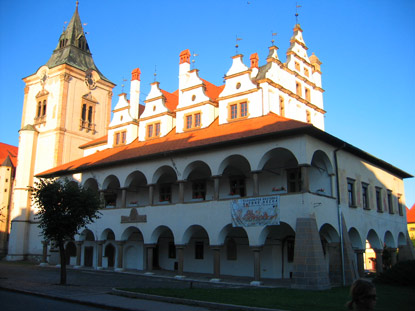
top-left (114, 130), bottom-right (127, 146)
top-left (184, 112), bottom-right (202, 130)
top-left (147, 122), bottom-right (161, 139)
top-left (228, 100), bottom-right (248, 121)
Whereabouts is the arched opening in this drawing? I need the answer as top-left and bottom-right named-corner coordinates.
top-left (65, 241), bottom-right (76, 265)
top-left (104, 244), bottom-right (116, 268)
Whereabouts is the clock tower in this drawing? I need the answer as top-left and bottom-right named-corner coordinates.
top-left (7, 2), bottom-right (115, 260)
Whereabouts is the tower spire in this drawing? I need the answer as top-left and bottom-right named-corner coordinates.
top-left (45, 3), bottom-right (111, 82)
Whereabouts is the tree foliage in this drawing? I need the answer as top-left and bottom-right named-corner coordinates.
top-left (32, 178), bottom-right (101, 284)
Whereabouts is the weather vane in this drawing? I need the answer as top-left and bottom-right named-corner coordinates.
top-left (271, 32), bottom-right (277, 46)
top-left (295, 2), bottom-right (302, 24)
top-left (191, 52), bottom-right (198, 69)
top-left (235, 36), bottom-right (242, 54)
top-left (153, 65), bottom-right (157, 82)
top-left (121, 77), bottom-right (127, 93)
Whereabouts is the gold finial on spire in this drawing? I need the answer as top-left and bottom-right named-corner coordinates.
top-left (235, 36), bottom-right (242, 54)
top-left (271, 32), bottom-right (277, 46)
top-left (295, 2), bottom-right (301, 25)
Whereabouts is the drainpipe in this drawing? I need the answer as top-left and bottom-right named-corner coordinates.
top-left (334, 143), bottom-right (346, 286)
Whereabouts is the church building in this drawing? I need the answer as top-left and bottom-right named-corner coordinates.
top-left (6, 4), bottom-right (414, 289)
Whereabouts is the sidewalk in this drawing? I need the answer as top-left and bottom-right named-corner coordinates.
top-left (0, 261), bottom-right (288, 311)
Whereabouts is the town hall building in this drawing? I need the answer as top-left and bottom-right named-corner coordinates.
top-left (6, 3), bottom-right (414, 289)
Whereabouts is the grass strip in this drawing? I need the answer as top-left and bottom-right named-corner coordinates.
top-left (119, 284), bottom-right (415, 311)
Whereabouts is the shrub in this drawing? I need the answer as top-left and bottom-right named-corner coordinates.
top-left (374, 260), bottom-right (415, 286)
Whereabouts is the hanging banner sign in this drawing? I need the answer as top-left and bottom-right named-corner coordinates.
top-left (231, 196), bottom-right (280, 227)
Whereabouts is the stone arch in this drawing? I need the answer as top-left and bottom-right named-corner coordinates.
top-left (259, 223), bottom-right (296, 279)
top-left (182, 161), bottom-right (212, 180)
top-left (319, 223), bottom-right (340, 243)
top-left (182, 225), bottom-right (210, 245)
top-left (121, 226), bottom-right (144, 241)
top-left (100, 228), bottom-right (116, 241)
top-left (124, 170), bottom-right (147, 188)
top-left (309, 150), bottom-right (334, 196)
top-left (397, 232), bottom-right (406, 246)
top-left (384, 231), bottom-right (396, 248)
top-left (102, 175), bottom-right (121, 208)
top-left (367, 229), bottom-right (382, 249)
top-left (121, 226), bottom-right (144, 270)
top-left (83, 178), bottom-right (99, 192)
top-left (79, 229), bottom-right (95, 241)
top-left (257, 147), bottom-right (299, 195)
top-left (348, 227), bottom-right (364, 249)
top-left (150, 225), bottom-right (175, 245)
top-left (151, 165), bottom-right (178, 184)
top-left (149, 225), bottom-right (175, 270)
top-left (218, 155), bottom-right (252, 198)
top-left (124, 171), bottom-right (148, 207)
top-left (182, 161), bottom-right (212, 201)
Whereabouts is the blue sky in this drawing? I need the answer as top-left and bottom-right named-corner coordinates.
top-left (0, 0), bottom-right (414, 207)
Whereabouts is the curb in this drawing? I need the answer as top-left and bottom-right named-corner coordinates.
top-left (0, 286), bottom-right (137, 311)
top-left (112, 288), bottom-right (288, 311)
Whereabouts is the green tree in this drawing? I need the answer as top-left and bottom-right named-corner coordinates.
top-left (32, 178), bottom-right (101, 285)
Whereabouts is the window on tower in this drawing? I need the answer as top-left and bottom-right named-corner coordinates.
top-left (34, 91), bottom-right (48, 125)
top-left (80, 93), bottom-right (97, 134)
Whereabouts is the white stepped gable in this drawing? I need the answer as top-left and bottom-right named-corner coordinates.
top-left (220, 55), bottom-right (257, 99)
top-left (108, 94), bottom-right (134, 127)
top-left (177, 69), bottom-right (210, 109)
top-left (140, 82), bottom-right (168, 118)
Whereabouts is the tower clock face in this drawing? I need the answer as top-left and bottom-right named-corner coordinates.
top-left (85, 69), bottom-right (96, 89)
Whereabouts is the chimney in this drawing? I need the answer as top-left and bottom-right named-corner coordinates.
top-left (130, 68), bottom-right (141, 119)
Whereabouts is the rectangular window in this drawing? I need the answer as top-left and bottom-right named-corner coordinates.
top-left (387, 190), bottom-right (393, 214)
top-left (398, 196), bottom-right (403, 216)
top-left (147, 124), bottom-right (153, 138)
top-left (287, 168), bottom-right (301, 193)
top-left (296, 82), bottom-right (302, 96)
top-left (304, 67), bottom-right (309, 77)
top-left (155, 123), bottom-right (160, 137)
top-left (186, 115), bottom-right (193, 129)
top-left (305, 88), bottom-right (311, 101)
top-left (114, 130), bottom-right (127, 146)
top-left (376, 187), bottom-right (382, 212)
top-left (192, 181), bottom-right (206, 200)
top-left (347, 179), bottom-right (356, 207)
top-left (295, 61), bottom-right (300, 71)
top-left (194, 113), bottom-right (201, 127)
top-left (168, 242), bottom-right (176, 259)
top-left (279, 96), bottom-right (285, 117)
top-left (362, 183), bottom-right (369, 210)
top-left (229, 177), bottom-right (245, 197)
top-left (230, 104), bottom-right (238, 119)
top-left (195, 241), bottom-right (204, 260)
top-left (229, 101), bottom-right (249, 120)
top-left (159, 184), bottom-right (171, 202)
top-left (147, 122), bottom-right (161, 139)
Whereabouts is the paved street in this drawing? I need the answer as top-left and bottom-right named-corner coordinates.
top-left (0, 261), bottom-right (283, 311)
top-left (0, 290), bottom-right (109, 311)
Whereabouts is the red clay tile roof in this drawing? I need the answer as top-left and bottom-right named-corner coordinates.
top-left (201, 79), bottom-right (225, 101)
top-left (0, 142), bottom-right (18, 167)
top-left (407, 204), bottom-right (415, 223)
top-left (38, 113), bottom-right (312, 177)
top-left (79, 135), bottom-right (108, 150)
top-left (37, 113), bottom-right (412, 179)
top-left (161, 89), bottom-right (178, 112)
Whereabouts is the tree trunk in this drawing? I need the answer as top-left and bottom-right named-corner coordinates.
top-left (58, 240), bottom-right (67, 285)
